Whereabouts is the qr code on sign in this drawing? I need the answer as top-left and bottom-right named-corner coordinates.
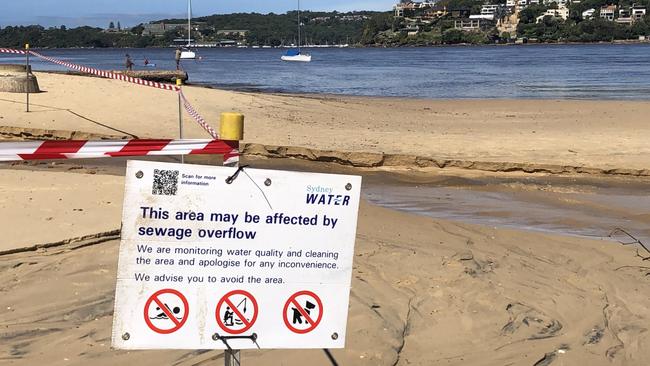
top-left (152, 169), bottom-right (179, 196)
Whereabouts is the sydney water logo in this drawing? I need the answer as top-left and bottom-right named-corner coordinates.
top-left (305, 185), bottom-right (351, 206)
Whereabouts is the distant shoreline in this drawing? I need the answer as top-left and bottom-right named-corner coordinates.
top-left (5, 39), bottom-right (650, 51)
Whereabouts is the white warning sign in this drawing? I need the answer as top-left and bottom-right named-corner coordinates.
top-left (111, 161), bottom-right (361, 350)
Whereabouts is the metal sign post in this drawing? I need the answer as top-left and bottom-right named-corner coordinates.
top-left (219, 112), bottom-right (244, 365)
top-left (177, 79), bottom-right (184, 164)
top-left (25, 43), bottom-right (30, 113)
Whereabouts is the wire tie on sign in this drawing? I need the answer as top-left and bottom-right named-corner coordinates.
top-left (241, 169), bottom-right (274, 210)
top-left (213, 333), bottom-right (261, 350)
top-left (225, 165), bottom-right (249, 185)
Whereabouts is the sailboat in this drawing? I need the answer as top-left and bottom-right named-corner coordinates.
top-left (281, 0), bottom-right (311, 62)
top-left (180, 0), bottom-right (196, 59)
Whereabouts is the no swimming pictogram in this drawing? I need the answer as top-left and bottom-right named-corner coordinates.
top-left (216, 290), bottom-right (259, 334)
top-left (283, 290), bottom-right (323, 334)
top-left (144, 289), bottom-right (189, 334)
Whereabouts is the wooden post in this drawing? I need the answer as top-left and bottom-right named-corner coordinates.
top-left (25, 43), bottom-right (30, 113)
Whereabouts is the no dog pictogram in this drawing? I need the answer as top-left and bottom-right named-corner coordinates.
top-left (283, 290), bottom-right (323, 334)
top-left (216, 290), bottom-right (259, 334)
top-left (144, 289), bottom-right (189, 334)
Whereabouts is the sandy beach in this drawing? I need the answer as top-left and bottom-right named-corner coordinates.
top-left (2, 72), bottom-right (650, 365)
top-left (1, 72), bottom-right (650, 172)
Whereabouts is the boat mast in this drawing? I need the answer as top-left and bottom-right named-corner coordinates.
top-left (187, 0), bottom-right (192, 47)
top-left (297, 0), bottom-right (301, 52)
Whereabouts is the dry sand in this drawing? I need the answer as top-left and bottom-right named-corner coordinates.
top-left (1, 73), bottom-right (650, 365)
top-left (0, 72), bottom-right (649, 171)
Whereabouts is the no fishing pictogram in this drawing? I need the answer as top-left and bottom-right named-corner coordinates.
top-left (144, 289), bottom-right (189, 334)
top-left (216, 290), bottom-right (259, 335)
top-left (283, 290), bottom-right (324, 334)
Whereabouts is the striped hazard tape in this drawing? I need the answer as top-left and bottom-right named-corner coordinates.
top-left (0, 139), bottom-right (240, 165)
top-left (179, 89), bottom-right (218, 139)
top-left (0, 48), bottom-right (26, 55)
top-left (29, 50), bottom-right (180, 91)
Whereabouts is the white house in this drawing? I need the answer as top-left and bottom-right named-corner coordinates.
top-left (631, 4), bottom-right (647, 20)
top-left (600, 5), bottom-right (616, 21)
top-left (544, 0), bottom-right (568, 6)
top-left (536, 6), bottom-right (570, 22)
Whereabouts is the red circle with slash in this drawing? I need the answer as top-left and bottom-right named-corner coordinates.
top-left (144, 289), bottom-right (189, 334)
top-left (283, 290), bottom-right (324, 334)
top-left (216, 290), bottom-right (259, 334)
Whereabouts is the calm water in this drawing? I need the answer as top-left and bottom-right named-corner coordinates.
top-left (2, 44), bottom-right (650, 99)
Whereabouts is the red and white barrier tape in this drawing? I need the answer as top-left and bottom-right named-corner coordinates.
top-left (29, 50), bottom-right (180, 92)
top-left (0, 48), bottom-right (26, 55)
top-left (0, 48), bottom-right (223, 143)
top-left (179, 89), bottom-right (218, 139)
top-left (0, 139), bottom-right (239, 164)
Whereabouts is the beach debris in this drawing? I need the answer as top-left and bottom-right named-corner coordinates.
top-left (584, 326), bottom-right (604, 345)
top-left (609, 228), bottom-right (650, 260)
top-left (501, 302), bottom-right (562, 340)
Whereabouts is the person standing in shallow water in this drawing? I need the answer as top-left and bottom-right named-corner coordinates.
top-left (175, 48), bottom-right (182, 70)
top-left (125, 54), bottom-right (134, 71)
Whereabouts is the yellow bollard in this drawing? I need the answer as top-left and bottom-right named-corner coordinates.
top-left (219, 113), bottom-right (244, 141)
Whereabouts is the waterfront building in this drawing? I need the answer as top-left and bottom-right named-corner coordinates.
top-left (631, 4), bottom-right (647, 21)
top-left (600, 5), bottom-right (616, 21)
top-left (536, 6), bottom-right (570, 22)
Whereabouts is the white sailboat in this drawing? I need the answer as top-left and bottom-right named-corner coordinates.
top-left (281, 0), bottom-right (311, 62)
top-left (180, 0), bottom-right (196, 59)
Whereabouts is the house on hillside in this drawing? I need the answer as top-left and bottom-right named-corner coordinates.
top-left (394, 1), bottom-right (436, 17)
top-left (600, 5), bottom-right (617, 21)
top-left (453, 18), bottom-right (492, 31)
top-left (616, 8), bottom-right (633, 24)
top-left (631, 4), bottom-right (647, 20)
top-left (481, 4), bottom-right (509, 18)
top-left (536, 6), bottom-right (570, 22)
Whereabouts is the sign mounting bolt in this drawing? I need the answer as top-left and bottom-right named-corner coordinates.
top-left (135, 171), bottom-right (144, 179)
top-left (212, 333), bottom-right (219, 341)
top-left (345, 183), bottom-right (352, 191)
top-left (264, 178), bottom-right (272, 187)
top-left (331, 332), bottom-right (339, 340)
top-left (122, 332), bottom-right (130, 341)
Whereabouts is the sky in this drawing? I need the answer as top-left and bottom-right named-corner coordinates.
top-left (0, 0), bottom-right (395, 28)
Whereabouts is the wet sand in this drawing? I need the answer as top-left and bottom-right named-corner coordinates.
top-left (2, 158), bottom-right (650, 365)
